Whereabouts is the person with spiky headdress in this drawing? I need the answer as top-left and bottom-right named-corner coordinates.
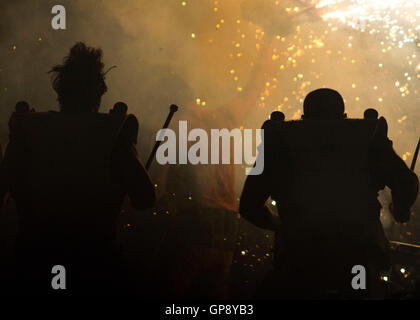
top-left (0, 42), bottom-right (155, 294)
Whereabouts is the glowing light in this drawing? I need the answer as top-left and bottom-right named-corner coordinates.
top-left (397, 115), bottom-right (407, 123)
top-left (318, 0), bottom-right (419, 51)
top-left (402, 152), bottom-right (411, 160)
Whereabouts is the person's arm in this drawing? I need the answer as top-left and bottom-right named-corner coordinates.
top-left (113, 136), bottom-right (156, 211)
top-left (370, 117), bottom-right (419, 222)
top-left (125, 114), bottom-right (139, 145)
top-left (239, 173), bottom-right (280, 230)
top-left (239, 126), bottom-right (282, 230)
top-left (388, 160), bottom-right (418, 223)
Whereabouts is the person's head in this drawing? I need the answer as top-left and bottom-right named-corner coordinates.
top-left (110, 102), bottom-right (128, 115)
top-left (364, 108), bottom-right (378, 120)
top-left (302, 88), bottom-right (346, 120)
top-left (270, 111), bottom-right (285, 121)
top-left (15, 101), bottom-right (30, 113)
top-left (49, 42), bottom-right (107, 113)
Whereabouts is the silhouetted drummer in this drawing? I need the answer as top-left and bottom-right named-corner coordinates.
top-left (0, 42), bottom-right (155, 294)
top-left (240, 88), bottom-right (418, 299)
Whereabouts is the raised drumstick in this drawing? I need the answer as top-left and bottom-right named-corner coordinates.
top-left (145, 104), bottom-right (178, 170)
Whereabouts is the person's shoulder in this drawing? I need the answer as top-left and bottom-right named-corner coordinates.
top-left (126, 113), bottom-right (138, 121)
top-left (124, 114), bottom-right (139, 127)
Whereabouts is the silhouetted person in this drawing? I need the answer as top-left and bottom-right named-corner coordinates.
top-left (364, 108), bottom-right (379, 120)
top-left (240, 88), bottom-right (418, 299)
top-left (110, 102), bottom-right (139, 145)
top-left (0, 42), bottom-right (155, 294)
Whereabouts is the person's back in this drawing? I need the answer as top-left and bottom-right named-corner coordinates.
top-left (266, 118), bottom-right (385, 297)
top-left (0, 43), bottom-right (156, 294)
top-left (11, 112), bottom-right (125, 259)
